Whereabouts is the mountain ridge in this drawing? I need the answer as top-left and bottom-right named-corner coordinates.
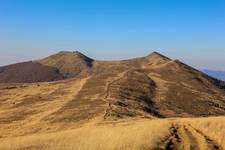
top-left (0, 51), bottom-right (173, 83)
top-left (0, 50), bottom-right (225, 137)
top-left (0, 51), bottom-right (225, 117)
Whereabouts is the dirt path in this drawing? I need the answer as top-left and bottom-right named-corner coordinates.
top-left (103, 71), bottom-right (127, 100)
top-left (187, 124), bottom-right (221, 150)
top-left (156, 122), bottom-right (221, 150)
top-left (103, 71), bottom-right (127, 118)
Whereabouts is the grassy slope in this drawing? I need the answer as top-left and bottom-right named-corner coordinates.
top-left (1, 117), bottom-right (225, 150)
top-left (189, 117), bottom-right (225, 149)
top-left (0, 78), bottom-right (88, 137)
top-left (0, 119), bottom-right (170, 150)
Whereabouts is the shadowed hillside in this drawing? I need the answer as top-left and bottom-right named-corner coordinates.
top-left (0, 61), bottom-right (63, 83)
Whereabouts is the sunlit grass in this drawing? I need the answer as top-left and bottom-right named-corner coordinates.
top-left (0, 119), bottom-right (170, 150)
top-left (188, 116), bottom-right (225, 149)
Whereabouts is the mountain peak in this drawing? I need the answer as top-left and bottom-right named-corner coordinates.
top-left (57, 50), bottom-right (87, 57)
top-left (37, 51), bottom-right (93, 78)
top-left (151, 51), bottom-right (162, 55)
top-left (143, 51), bottom-right (171, 67)
top-left (147, 51), bottom-right (171, 60)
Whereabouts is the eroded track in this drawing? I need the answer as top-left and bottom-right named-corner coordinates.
top-left (156, 122), bottom-right (221, 150)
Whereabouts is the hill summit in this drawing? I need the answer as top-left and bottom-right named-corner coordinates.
top-left (37, 51), bottom-right (93, 78)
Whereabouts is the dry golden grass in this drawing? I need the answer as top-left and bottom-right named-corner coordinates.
top-left (0, 78), bottom-right (88, 137)
top-left (1, 117), bottom-right (225, 150)
top-left (188, 116), bottom-right (225, 149)
top-left (0, 119), bottom-right (170, 150)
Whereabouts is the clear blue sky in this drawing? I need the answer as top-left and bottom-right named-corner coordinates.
top-left (0, 0), bottom-right (225, 70)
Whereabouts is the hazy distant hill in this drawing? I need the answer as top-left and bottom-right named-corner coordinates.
top-left (203, 69), bottom-right (225, 81)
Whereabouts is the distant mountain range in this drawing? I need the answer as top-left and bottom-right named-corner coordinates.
top-left (203, 69), bottom-right (225, 81)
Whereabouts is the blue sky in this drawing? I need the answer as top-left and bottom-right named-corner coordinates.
top-left (0, 0), bottom-right (225, 70)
